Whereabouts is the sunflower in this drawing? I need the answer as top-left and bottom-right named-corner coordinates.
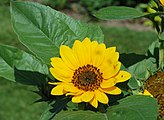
top-left (49, 37), bottom-right (131, 108)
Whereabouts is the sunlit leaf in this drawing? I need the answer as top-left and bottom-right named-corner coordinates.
top-left (0, 44), bottom-right (48, 83)
top-left (11, 1), bottom-right (104, 64)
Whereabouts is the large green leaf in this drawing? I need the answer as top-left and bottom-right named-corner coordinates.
top-left (93, 6), bottom-right (164, 21)
top-left (93, 6), bottom-right (143, 20)
top-left (0, 44), bottom-right (48, 82)
top-left (11, 1), bottom-right (104, 64)
top-left (54, 95), bottom-right (158, 120)
top-left (105, 95), bottom-right (158, 120)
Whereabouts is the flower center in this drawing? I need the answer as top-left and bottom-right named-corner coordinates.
top-left (72, 64), bottom-right (103, 91)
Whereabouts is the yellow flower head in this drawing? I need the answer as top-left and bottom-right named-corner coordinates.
top-left (160, 0), bottom-right (164, 6)
top-left (49, 38), bottom-right (131, 108)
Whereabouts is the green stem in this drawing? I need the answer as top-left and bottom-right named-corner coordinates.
top-left (159, 40), bottom-right (164, 70)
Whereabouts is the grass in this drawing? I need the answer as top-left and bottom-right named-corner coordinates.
top-left (0, 79), bottom-right (47, 120)
top-left (0, 6), bottom-right (21, 48)
top-left (0, 4), bottom-right (157, 120)
top-left (101, 26), bottom-right (156, 54)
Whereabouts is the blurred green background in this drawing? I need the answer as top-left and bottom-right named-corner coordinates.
top-left (0, 0), bottom-right (156, 120)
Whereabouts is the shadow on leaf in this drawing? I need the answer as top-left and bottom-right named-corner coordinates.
top-left (14, 67), bottom-right (47, 86)
top-left (120, 53), bottom-right (146, 68)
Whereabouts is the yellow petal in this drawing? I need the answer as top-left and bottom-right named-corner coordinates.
top-left (73, 40), bottom-right (88, 66)
top-left (66, 91), bottom-right (83, 96)
top-left (90, 41), bottom-right (98, 63)
top-left (115, 71), bottom-right (131, 83)
top-left (160, 0), bottom-right (164, 6)
top-left (82, 37), bottom-right (91, 45)
top-left (99, 51), bottom-right (119, 78)
top-left (50, 68), bottom-right (72, 82)
top-left (95, 90), bottom-right (108, 104)
top-left (48, 82), bottom-right (61, 85)
top-left (50, 57), bottom-right (74, 79)
top-left (100, 78), bottom-right (116, 88)
top-left (82, 38), bottom-right (92, 64)
top-left (91, 41), bottom-right (98, 50)
top-left (100, 86), bottom-right (121, 95)
top-left (139, 89), bottom-right (153, 97)
top-left (51, 57), bottom-right (74, 73)
top-left (89, 95), bottom-right (98, 108)
top-left (106, 47), bottom-right (116, 54)
top-left (63, 83), bottom-right (81, 93)
top-left (60, 45), bottom-right (79, 70)
top-left (81, 91), bottom-right (94, 102)
top-left (100, 62), bottom-right (121, 79)
top-left (72, 95), bottom-right (82, 103)
top-left (92, 43), bottom-right (106, 67)
top-left (106, 52), bottom-right (119, 64)
top-left (51, 84), bottom-right (66, 95)
top-left (51, 67), bottom-right (72, 79)
top-left (143, 90), bottom-right (153, 97)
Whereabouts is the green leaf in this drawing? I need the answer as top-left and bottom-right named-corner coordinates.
top-left (11, 1), bottom-right (104, 64)
top-left (54, 96), bottom-right (158, 120)
top-left (93, 6), bottom-right (144, 20)
top-left (0, 57), bottom-right (14, 81)
top-left (0, 44), bottom-right (48, 83)
top-left (128, 58), bottom-right (157, 89)
top-left (127, 77), bottom-right (140, 90)
top-left (40, 96), bottom-right (70, 120)
top-left (147, 40), bottom-right (159, 57)
top-left (105, 95), bottom-right (158, 120)
top-left (66, 101), bottom-right (78, 111)
top-left (40, 103), bottom-right (54, 120)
